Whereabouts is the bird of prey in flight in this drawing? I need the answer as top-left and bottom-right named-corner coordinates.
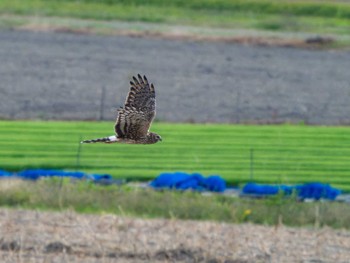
top-left (81, 74), bottom-right (162, 145)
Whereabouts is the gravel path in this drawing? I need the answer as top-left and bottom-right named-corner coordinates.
top-left (0, 208), bottom-right (350, 263)
top-left (0, 30), bottom-right (350, 124)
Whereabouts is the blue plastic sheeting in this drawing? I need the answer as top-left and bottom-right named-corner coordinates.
top-left (150, 172), bottom-right (226, 192)
top-left (242, 182), bottom-right (341, 200)
top-left (0, 169), bottom-right (112, 183)
top-left (17, 169), bottom-right (86, 180)
top-left (0, 169), bottom-right (12, 177)
top-left (242, 183), bottom-right (294, 196)
top-left (297, 182), bottom-right (341, 200)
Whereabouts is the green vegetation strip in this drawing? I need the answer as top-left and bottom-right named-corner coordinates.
top-left (0, 0), bottom-right (350, 35)
top-left (1, 179), bottom-right (350, 229)
top-left (3, 0), bottom-right (350, 19)
top-left (1, 121), bottom-right (350, 190)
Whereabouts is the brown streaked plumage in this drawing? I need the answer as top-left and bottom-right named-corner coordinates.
top-left (81, 74), bottom-right (162, 145)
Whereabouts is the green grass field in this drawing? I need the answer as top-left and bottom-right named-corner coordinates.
top-left (0, 0), bottom-right (350, 36)
top-left (1, 121), bottom-right (350, 190)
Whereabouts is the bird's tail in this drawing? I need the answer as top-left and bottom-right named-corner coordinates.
top-left (81, 135), bottom-right (118, 144)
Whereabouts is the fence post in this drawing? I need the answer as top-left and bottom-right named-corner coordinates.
top-left (75, 135), bottom-right (83, 172)
top-left (99, 85), bottom-right (106, 121)
top-left (250, 148), bottom-right (254, 181)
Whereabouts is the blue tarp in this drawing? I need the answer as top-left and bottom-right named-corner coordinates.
top-left (242, 183), bottom-right (294, 196)
top-left (0, 169), bottom-right (12, 177)
top-left (242, 182), bottom-right (341, 200)
top-left (150, 172), bottom-right (226, 192)
top-left (17, 169), bottom-right (86, 180)
top-left (297, 182), bottom-right (341, 200)
top-left (0, 168), bottom-right (342, 200)
top-left (0, 169), bottom-right (113, 183)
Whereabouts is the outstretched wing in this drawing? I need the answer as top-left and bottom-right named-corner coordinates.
top-left (114, 74), bottom-right (156, 140)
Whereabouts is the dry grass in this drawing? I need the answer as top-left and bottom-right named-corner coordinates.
top-left (1, 179), bottom-right (350, 261)
top-left (0, 208), bottom-right (350, 262)
top-left (0, 178), bottom-right (24, 192)
top-left (1, 178), bottom-right (350, 230)
top-left (15, 16), bottom-right (338, 50)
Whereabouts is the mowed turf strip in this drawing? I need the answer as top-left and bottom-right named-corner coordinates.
top-left (0, 121), bottom-right (350, 190)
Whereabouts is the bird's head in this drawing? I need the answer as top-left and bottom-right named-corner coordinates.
top-left (148, 132), bottom-right (162, 143)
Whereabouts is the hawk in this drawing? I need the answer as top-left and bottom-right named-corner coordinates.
top-left (81, 74), bottom-right (162, 144)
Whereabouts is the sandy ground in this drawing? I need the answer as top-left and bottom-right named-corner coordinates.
top-left (0, 208), bottom-right (350, 263)
top-left (0, 30), bottom-right (350, 124)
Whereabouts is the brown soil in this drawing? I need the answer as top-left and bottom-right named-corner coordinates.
top-left (1, 29), bottom-right (350, 124)
top-left (1, 208), bottom-right (350, 263)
